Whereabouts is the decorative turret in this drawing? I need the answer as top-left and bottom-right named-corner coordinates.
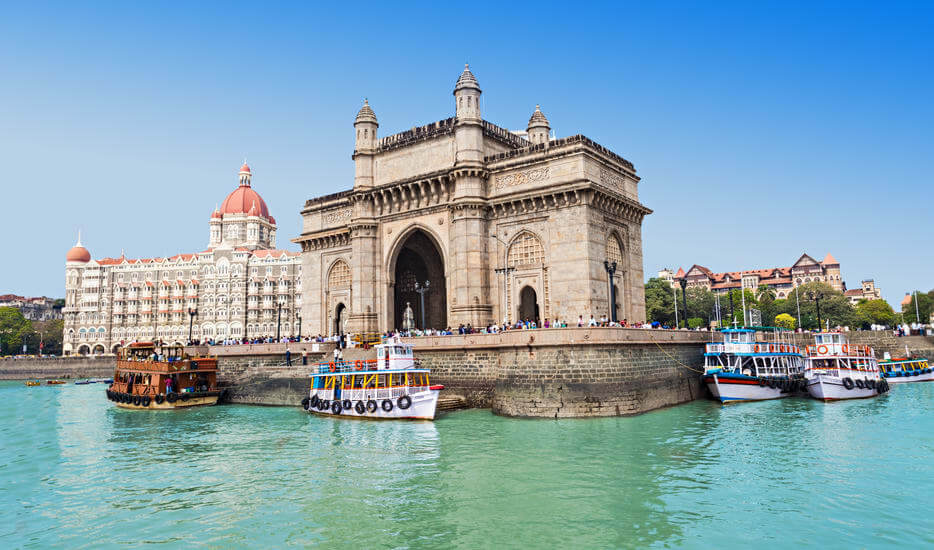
top-left (66, 231), bottom-right (91, 263)
top-left (238, 162), bottom-right (252, 187)
top-left (453, 63), bottom-right (482, 121)
top-left (527, 105), bottom-right (550, 145)
top-left (353, 99), bottom-right (378, 189)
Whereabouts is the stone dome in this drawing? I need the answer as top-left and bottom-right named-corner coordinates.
top-left (355, 99), bottom-right (377, 124)
top-left (528, 105), bottom-right (550, 128)
top-left (454, 63), bottom-right (481, 93)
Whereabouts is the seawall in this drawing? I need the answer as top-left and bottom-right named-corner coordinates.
top-left (202, 329), bottom-right (710, 418)
top-left (0, 357), bottom-right (115, 380)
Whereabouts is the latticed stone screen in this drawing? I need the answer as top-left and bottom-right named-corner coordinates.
top-left (327, 260), bottom-right (351, 289)
top-left (607, 235), bottom-right (623, 265)
top-left (508, 232), bottom-right (544, 267)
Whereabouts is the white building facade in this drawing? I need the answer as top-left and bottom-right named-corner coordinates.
top-left (63, 164), bottom-right (302, 355)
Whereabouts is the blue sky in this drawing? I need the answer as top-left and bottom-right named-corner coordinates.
top-left (1, 1), bottom-right (931, 307)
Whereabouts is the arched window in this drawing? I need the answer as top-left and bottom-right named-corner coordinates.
top-left (607, 234), bottom-right (623, 265)
top-left (328, 260), bottom-right (352, 289)
top-left (507, 232), bottom-right (544, 267)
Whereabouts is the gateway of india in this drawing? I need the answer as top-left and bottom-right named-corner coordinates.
top-left (295, 65), bottom-right (652, 335)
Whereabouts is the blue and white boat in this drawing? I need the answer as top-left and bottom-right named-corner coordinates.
top-left (703, 327), bottom-right (806, 403)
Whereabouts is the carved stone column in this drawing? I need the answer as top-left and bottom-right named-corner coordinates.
top-left (449, 169), bottom-right (493, 327)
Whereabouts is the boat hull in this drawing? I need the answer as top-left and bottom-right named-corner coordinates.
top-left (306, 389), bottom-right (440, 420)
top-left (109, 391), bottom-right (221, 410)
top-left (704, 374), bottom-right (792, 403)
top-left (806, 377), bottom-right (879, 401)
top-left (885, 371), bottom-right (934, 384)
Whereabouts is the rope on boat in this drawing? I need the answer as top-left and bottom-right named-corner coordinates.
top-left (647, 334), bottom-right (705, 374)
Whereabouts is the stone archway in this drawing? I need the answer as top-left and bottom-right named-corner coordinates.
top-left (518, 286), bottom-right (539, 324)
top-left (78, 345), bottom-right (90, 356)
top-left (334, 303), bottom-right (346, 335)
top-left (392, 229), bottom-right (447, 330)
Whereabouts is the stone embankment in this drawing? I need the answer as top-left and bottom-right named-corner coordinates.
top-left (202, 329), bottom-right (710, 418)
top-left (0, 356), bottom-right (115, 380)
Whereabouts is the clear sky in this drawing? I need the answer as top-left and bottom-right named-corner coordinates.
top-left (1, 1), bottom-right (931, 307)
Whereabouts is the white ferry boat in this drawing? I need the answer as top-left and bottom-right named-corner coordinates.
top-left (703, 328), bottom-right (806, 403)
top-left (803, 332), bottom-right (889, 401)
top-left (303, 339), bottom-right (443, 420)
top-left (879, 357), bottom-right (933, 384)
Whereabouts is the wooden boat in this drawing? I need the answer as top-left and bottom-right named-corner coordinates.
top-left (879, 357), bottom-right (933, 383)
top-left (303, 338), bottom-right (443, 420)
top-left (703, 327), bottom-right (806, 403)
top-left (25, 380), bottom-right (41, 387)
top-left (105, 342), bottom-right (222, 410)
top-left (46, 380), bottom-right (67, 385)
top-left (804, 332), bottom-right (890, 400)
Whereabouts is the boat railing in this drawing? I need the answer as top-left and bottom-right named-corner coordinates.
top-left (312, 359), bottom-right (422, 374)
top-left (805, 344), bottom-right (872, 357)
top-left (706, 343), bottom-right (800, 354)
top-left (116, 358), bottom-right (216, 373)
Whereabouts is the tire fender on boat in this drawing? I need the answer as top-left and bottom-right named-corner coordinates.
top-left (166, 392), bottom-right (178, 403)
top-left (855, 379), bottom-right (864, 389)
top-left (381, 399), bottom-right (394, 412)
top-left (141, 396), bottom-right (151, 407)
top-left (181, 392), bottom-right (190, 402)
top-left (320, 400), bottom-right (330, 411)
top-left (342, 399), bottom-right (352, 410)
top-left (133, 395), bottom-right (141, 406)
top-left (366, 400), bottom-right (378, 413)
top-left (354, 401), bottom-right (365, 414)
top-left (397, 395), bottom-right (412, 410)
top-left (301, 397), bottom-right (310, 409)
top-left (155, 394), bottom-right (165, 404)
top-left (331, 400), bottom-right (342, 415)
top-left (310, 394), bottom-right (320, 408)
top-left (843, 377), bottom-right (855, 390)
top-left (758, 378), bottom-right (767, 387)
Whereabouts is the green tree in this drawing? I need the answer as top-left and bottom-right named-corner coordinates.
top-left (781, 282), bottom-right (857, 329)
top-left (854, 299), bottom-right (896, 328)
top-left (32, 319), bottom-right (64, 355)
top-left (774, 313), bottom-right (796, 330)
top-left (686, 287), bottom-right (716, 326)
top-left (0, 307), bottom-right (33, 355)
top-left (644, 278), bottom-right (676, 326)
top-left (720, 288), bottom-right (758, 326)
top-left (902, 291), bottom-right (933, 324)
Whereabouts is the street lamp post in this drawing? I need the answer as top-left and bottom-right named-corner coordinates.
top-left (679, 278), bottom-right (688, 329)
top-left (275, 301), bottom-right (282, 342)
top-left (806, 290), bottom-right (824, 332)
top-left (414, 281), bottom-right (430, 330)
top-left (914, 290), bottom-right (921, 324)
top-left (187, 308), bottom-right (197, 345)
top-left (728, 290), bottom-right (734, 325)
top-left (297, 314), bottom-right (302, 341)
top-left (604, 260), bottom-right (618, 323)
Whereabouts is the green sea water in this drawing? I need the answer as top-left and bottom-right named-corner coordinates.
top-left (2, 380), bottom-right (932, 549)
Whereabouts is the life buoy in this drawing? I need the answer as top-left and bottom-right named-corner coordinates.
top-left (133, 395), bottom-right (141, 406)
top-left (342, 399), bottom-right (352, 410)
top-left (155, 394), bottom-right (165, 404)
top-left (355, 401), bottom-right (365, 414)
top-left (301, 397), bottom-right (310, 409)
top-left (142, 396), bottom-right (151, 407)
top-left (366, 400), bottom-right (378, 413)
top-left (381, 399), bottom-right (394, 412)
top-left (768, 344), bottom-right (774, 353)
top-left (354, 360), bottom-right (364, 371)
top-left (331, 401), bottom-right (342, 414)
top-left (181, 392), bottom-right (190, 402)
top-left (843, 377), bottom-right (855, 390)
top-left (754, 345), bottom-right (760, 353)
top-left (397, 395), bottom-right (412, 410)
top-left (328, 362), bottom-right (336, 373)
top-left (310, 394), bottom-right (320, 407)
top-left (855, 379), bottom-right (864, 389)
top-left (166, 392), bottom-right (178, 403)
top-left (817, 345), bottom-right (829, 355)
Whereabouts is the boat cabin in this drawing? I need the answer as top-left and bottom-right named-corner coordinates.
top-left (376, 341), bottom-right (416, 371)
top-left (112, 342), bottom-right (218, 398)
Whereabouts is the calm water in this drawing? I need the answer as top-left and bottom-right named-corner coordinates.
top-left (1, 381), bottom-right (932, 549)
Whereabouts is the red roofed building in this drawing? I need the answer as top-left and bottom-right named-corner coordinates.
top-left (665, 253), bottom-right (857, 300)
top-left (62, 163), bottom-right (302, 355)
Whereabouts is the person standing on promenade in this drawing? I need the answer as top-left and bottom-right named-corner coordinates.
top-left (285, 346), bottom-right (292, 366)
top-left (302, 349), bottom-right (308, 366)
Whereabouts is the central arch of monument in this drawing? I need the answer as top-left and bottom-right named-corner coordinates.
top-left (389, 229), bottom-right (447, 331)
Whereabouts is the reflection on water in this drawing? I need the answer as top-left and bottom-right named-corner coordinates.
top-left (1, 381), bottom-right (933, 548)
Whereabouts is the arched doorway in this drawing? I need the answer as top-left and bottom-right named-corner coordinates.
top-left (518, 286), bottom-right (539, 324)
top-left (334, 303), bottom-right (346, 335)
top-left (392, 229), bottom-right (447, 330)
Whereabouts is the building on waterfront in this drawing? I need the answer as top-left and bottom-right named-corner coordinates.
top-left (294, 65), bottom-right (652, 335)
top-left (672, 253), bottom-right (844, 298)
top-left (62, 164), bottom-right (302, 355)
top-left (0, 294), bottom-right (63, 321)
top-left (843, 279), bottom-right (883, 304)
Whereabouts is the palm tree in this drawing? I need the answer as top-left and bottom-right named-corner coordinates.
top-left (756, 286), bottom-right (776, 302)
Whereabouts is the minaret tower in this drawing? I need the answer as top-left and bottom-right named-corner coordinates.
top-left (450, 64), bottom-right (492, 326)
top-left (527, 105), bottom-right (551, 145)
top-left (238, 162), bottom-right (252, 187)
top-left (353, 99), bottom-right (378, 190)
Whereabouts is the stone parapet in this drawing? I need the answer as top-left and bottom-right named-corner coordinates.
top-left (0, 357), bottom-right (115, 380)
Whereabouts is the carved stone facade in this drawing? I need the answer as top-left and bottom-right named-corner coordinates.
top-left (295, 66), bottom-right (651, 335)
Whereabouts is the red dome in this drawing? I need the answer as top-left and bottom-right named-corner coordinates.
top-left (220, 186), bottom-right (271, 220)
top-left (66, 245), bottom-right (91, 263)
top-left (239, 163), bottom-right (251, 174)
top-left (211, 209), bottom-right (222, 219)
